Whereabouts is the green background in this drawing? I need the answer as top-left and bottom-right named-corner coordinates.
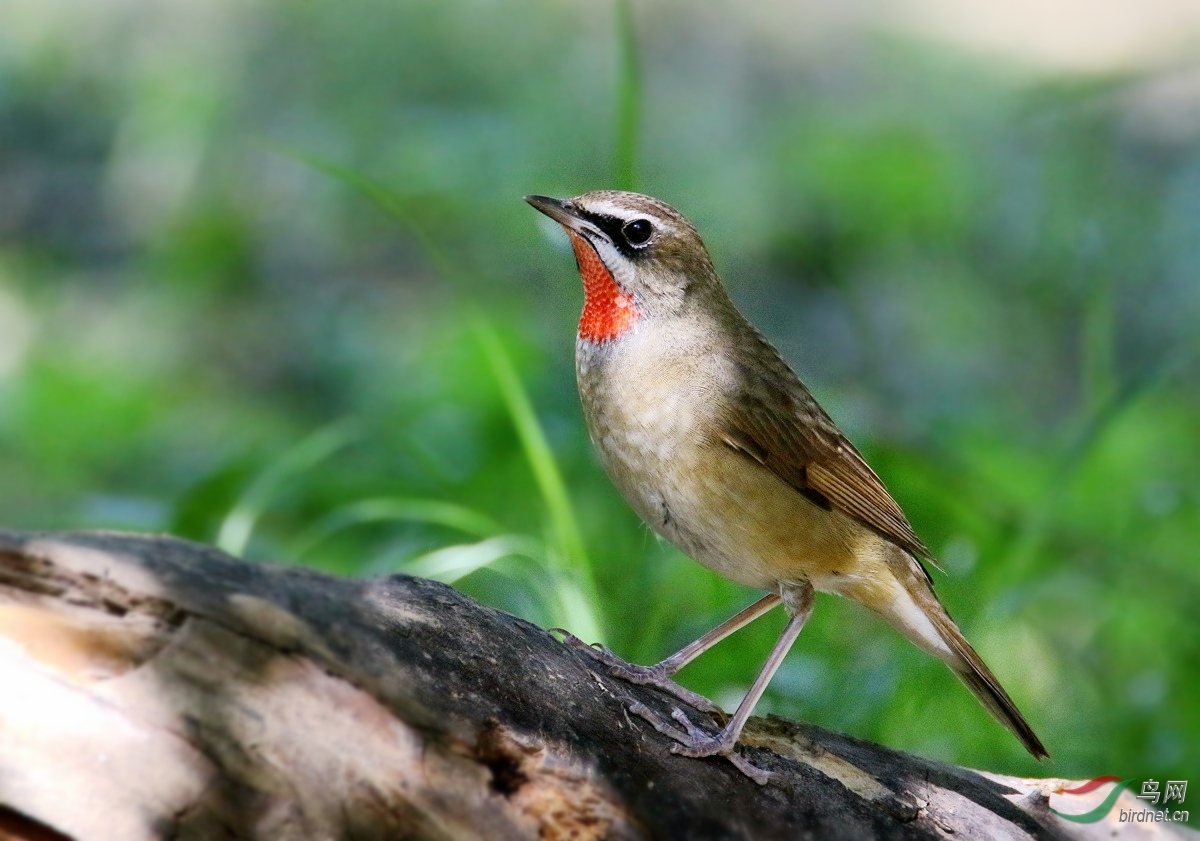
top-left (1, 0), bottom-right (1197, 789)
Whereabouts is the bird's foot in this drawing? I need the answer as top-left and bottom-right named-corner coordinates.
top-left (628, 702), bottom-right (771, 785)
top-left (554, 630), bottom-right (722, 714)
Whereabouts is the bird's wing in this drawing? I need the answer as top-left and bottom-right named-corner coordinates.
top-left (716, 336), bottom-right (935, 567)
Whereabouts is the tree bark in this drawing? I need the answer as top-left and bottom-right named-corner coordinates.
top-left (0, 529), bottom-right (1162, 840)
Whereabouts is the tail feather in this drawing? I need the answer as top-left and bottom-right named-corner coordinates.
top-left (949, 647), bottom-right (1049, 760)
top-left (917, 582), bottom-right (1049, 760)
top-left (875, 552), bottom-right (1049, 760)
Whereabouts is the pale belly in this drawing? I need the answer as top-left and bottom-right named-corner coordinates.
top-left (610, 434), bottom-right (865, 589)
top-left (581, 352), bottom-right (865, 592)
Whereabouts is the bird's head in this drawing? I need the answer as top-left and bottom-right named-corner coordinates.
top-left (525, 190), bottom-right (721, 343)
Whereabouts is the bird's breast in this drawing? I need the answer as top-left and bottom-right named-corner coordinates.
top-left (576, 330), bottom-right (767, 586)
top-left (575, 327), bottom-right (863, 591)
top-left (577, 330), bottom-right (711, 486)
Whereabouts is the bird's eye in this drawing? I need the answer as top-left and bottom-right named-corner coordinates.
top-left (622, 218), bottom-right (653, 246)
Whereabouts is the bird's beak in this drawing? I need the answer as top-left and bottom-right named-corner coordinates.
top-left (524, 195), bottom-right (606, 241)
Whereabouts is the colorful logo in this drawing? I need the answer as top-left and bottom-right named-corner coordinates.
top-left (1052, 776), bottom-right (1189, 824)
top-left (1051, 777), bottom-right (1133, 823)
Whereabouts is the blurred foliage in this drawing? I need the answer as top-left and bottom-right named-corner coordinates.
top-left (0, 0), bottom-right (1197, 791)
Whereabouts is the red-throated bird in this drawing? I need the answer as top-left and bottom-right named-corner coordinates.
top-left (526, 190), bottom-right (1047, 782)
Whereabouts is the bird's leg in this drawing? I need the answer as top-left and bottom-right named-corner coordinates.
top-left (557, 594), bottom-right (781, 714)
top-left (633, 582), bottom-right (814, 784)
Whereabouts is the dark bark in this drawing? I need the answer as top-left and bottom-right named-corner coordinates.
top-left (0, 530), bottom-right (1150, 840)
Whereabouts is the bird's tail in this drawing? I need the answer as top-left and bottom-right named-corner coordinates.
top-left (872, 554), bottom-right (1049, 760)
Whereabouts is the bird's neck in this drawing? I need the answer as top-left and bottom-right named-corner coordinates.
top-left (568, 231), bottom-right (638, 344)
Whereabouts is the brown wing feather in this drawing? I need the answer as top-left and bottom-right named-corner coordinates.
top-left (717, 332), bottom-right (935, 567)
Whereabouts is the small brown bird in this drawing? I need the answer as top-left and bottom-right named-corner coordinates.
top-left (526, 190), bottom-right (1047, 782)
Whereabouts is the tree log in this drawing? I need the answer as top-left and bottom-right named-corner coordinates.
top-left (0, 529), bottom-right (1165, 840)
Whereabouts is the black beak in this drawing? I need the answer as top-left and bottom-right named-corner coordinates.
top-left (524, 194), bottom-right (600, 240)
top-left (525, 194), bottom-right (575, 223)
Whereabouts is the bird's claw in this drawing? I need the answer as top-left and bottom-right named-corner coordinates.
top-left (628, 703), bottom-right (772, 785)
top-left (553, 628), bottom-right (606, 654)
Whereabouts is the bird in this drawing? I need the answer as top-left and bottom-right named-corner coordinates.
top-left (525, 189), bottom-right (1047, 782)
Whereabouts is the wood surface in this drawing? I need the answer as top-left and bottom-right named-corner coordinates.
top-left (0, 530), bottom-right (1164, 840)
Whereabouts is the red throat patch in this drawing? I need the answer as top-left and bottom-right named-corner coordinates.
top-left (566, 231), bottom-right (638, 343)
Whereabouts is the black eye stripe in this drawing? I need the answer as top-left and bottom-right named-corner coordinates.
top-left (580, 211), bottom-right (655, 259)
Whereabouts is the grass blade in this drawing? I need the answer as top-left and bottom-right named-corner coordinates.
top-left (614, 0), bottom-right (641, 192)
top-left (217, 420), bottom-right (363, 556)
top-left (471, 317), bottom-right (604, 642)
top-left (291, 497), bottom-right (502, 560)
top-left (267, 141), bottom-right (460, 284)
top-left (270, 143), bottom-right (606, 641)
top-left (407, 534), bottom-right (546, 582)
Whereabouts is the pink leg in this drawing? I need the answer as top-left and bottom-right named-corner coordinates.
top-left (558, 593), bottom-right (782, 713)
top-left (630, 582), bottom-right (814, 784)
